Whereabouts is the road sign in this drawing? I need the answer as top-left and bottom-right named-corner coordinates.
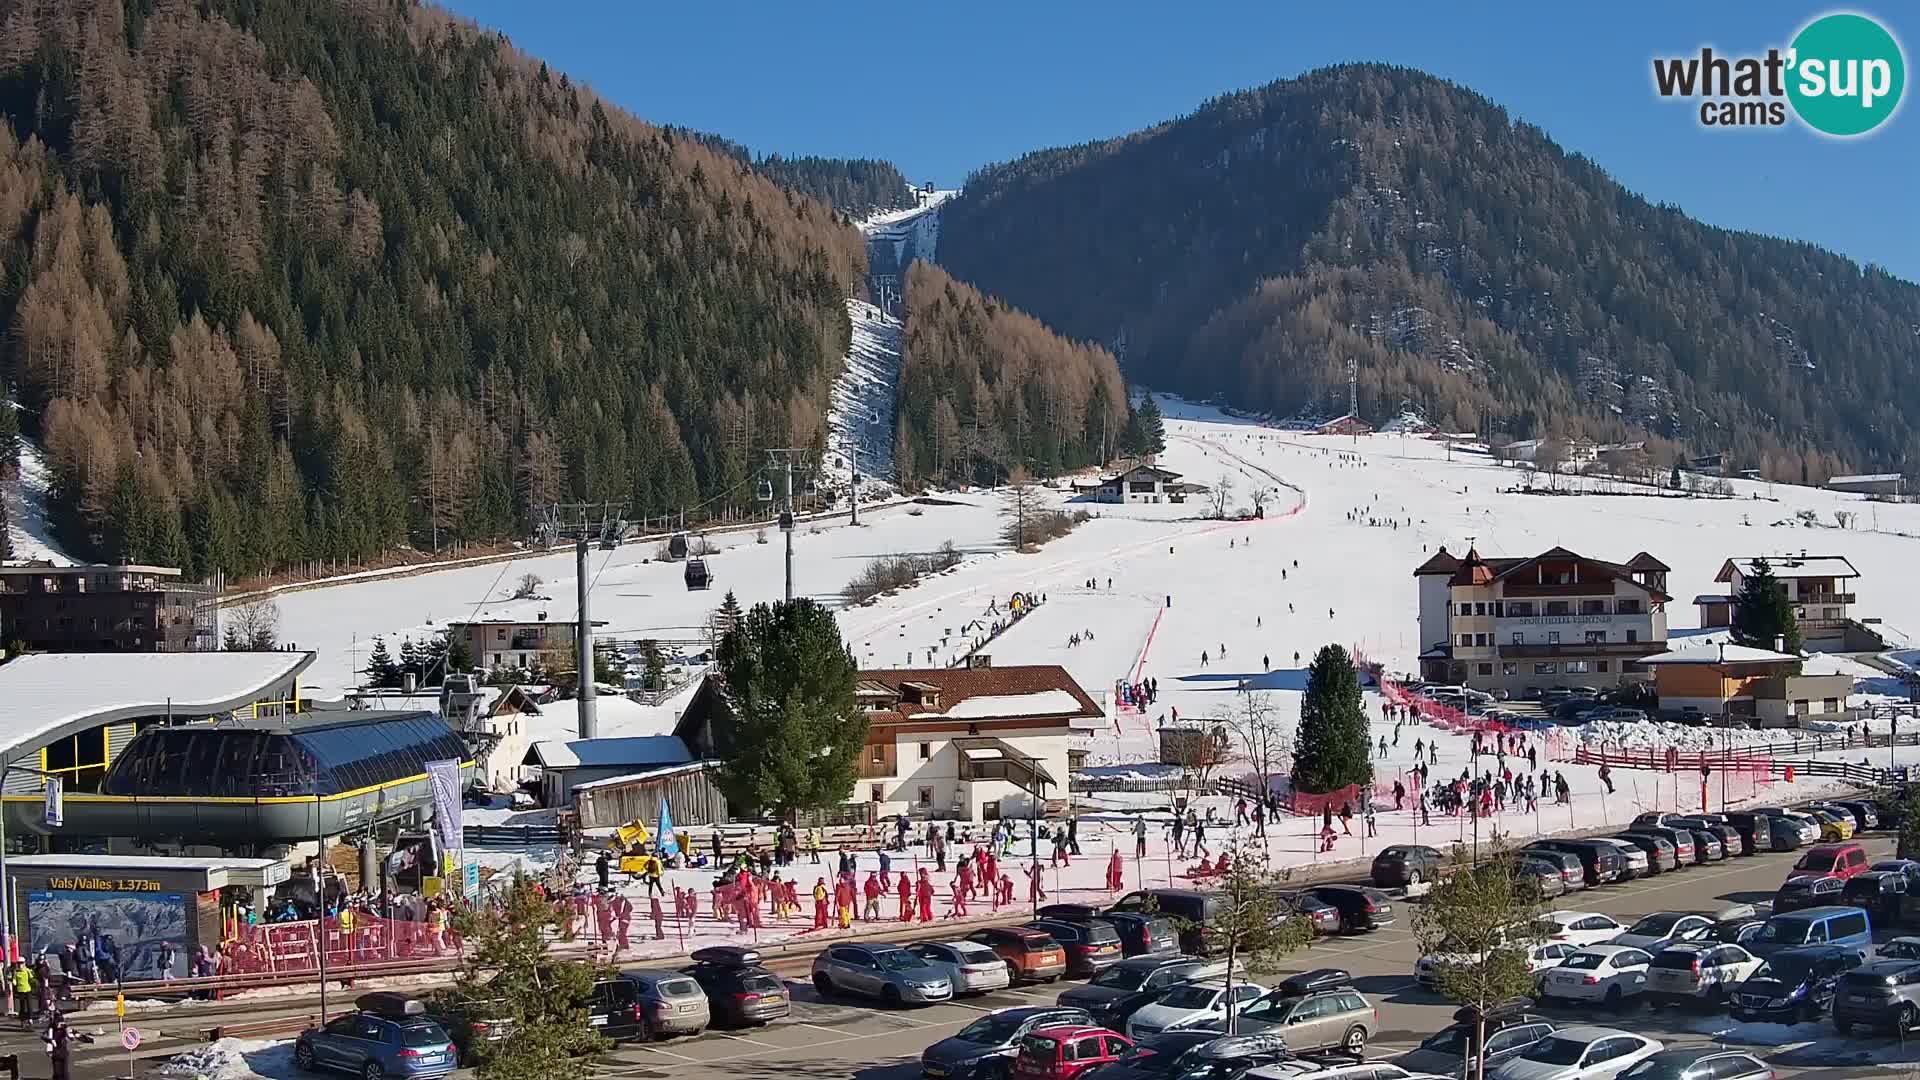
top-left (122, 1027), bottom-right (141, 1050)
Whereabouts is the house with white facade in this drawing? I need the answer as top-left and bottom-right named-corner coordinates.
top-left (1414, 546), bottom-right (1671, 694)
top-left (1086, 464), bottom-right (1184, 504)
top-left (849, 659), bottom-right (1102, 821)
top-left (447, 616), bottom-right (607, 673)
top-left (1701, 553), bottom-right (1866, 652)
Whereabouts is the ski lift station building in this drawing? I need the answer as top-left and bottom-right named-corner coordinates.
top-left (0, 651), bottom-right (473, 854)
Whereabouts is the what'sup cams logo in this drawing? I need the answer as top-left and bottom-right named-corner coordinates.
top-left (1653, 11), bottom-right (1905, 136)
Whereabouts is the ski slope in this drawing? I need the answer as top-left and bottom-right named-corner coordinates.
top-left (2, 436), bottom-right (76, 565)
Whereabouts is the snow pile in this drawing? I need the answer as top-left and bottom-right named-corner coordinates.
top-left (942, 690), bottom-right (1087, 719)
top-left (160, 1038), bottom-right (298, 1080)
top-left (3, 436), bottom-right (76, 565)
top-left (1578, 720), bottom-right (1839, 751)
top-left (823, 298), bottom-right (900, 500)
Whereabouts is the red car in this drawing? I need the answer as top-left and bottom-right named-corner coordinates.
top-left (1785, 842), bottom-right (1869, 883)
top-left (1011, 1024), bottom-right (1131, 1080)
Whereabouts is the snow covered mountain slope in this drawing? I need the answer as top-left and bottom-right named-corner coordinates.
top-left (822, 298), bottom-right (901, 498)
top-left (3, 437), bottom-right (76, 565)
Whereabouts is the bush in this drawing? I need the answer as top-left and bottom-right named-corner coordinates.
top-left (843, 542), bottom-right (964, 604)
top-left (1003, 509), bottom-right (1090, 550)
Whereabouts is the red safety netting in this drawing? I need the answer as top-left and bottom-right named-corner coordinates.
top-left (222, 914), bottom-right (461, 976)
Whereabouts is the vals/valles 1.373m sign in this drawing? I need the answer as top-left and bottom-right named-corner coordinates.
top-left (1653, 11), bottom-right (1906, 135)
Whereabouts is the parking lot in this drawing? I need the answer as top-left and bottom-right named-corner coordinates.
top-left (595, 831), bottom-right (1917, 1080)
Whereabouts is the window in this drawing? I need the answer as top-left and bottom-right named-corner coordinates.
top-left (1474, 603), bottom-right (1487, 616)
top-left (1548, 631), bottom-right (1561, 645)
top-left (1474, 634), bottom-right (1489, 646)
top-left (869, 784), bottom-right (884, 802)
top-left (1585, 630), bottom-right (1607, 644)
top-left (495, 628), bottom-right (506, 641)
top-left (1478, 664), bottom-right (1493, 676)
top-left (918, 742), bottom-right (931, 760)
top-left (1511, 632), bottom-right (1524, 645)
top-left (917, 786), bottom-right (934, 806)
top-left (1546, 601), bottom-right (1571, 616)
top-left (1565, 661), bottom-right (1589, 674)
top-left (869, 745), bottom-right (884, 764)
top-left (1460, 603), bottom-right (1473, 616)
top-left (1502, 663), bottom-right (1518, 676)
top-left (1459, 634), bottom-right (1472, 647)
top-left (1617, 599), bottom-right (1642, 614)
top-left (1832, 912), bottom-right (1869, 939)
top-left (1535, 662), bottom-right (1558, 675)
top-left (1507, 602), bottom-right (1535, 617)
top-left (1596, 661), bottom-right (1610, 673)
top-left (1625, 630), bottom-right (1638, 643)
top-left (1824, 698), bottom-right (1840, 714)
top-left (1580, 600), bottom-right (1607, 615)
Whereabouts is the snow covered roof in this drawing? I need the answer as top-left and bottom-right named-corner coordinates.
top-left (857, 665), bottom-right (1103, 727)
top-left (1828, 473), bottom-right (1903, 484)
top-left (1639, 644), bottom-right (1800, 665)
top-left (942, 690), bottom-right (1087, 720)
top-left (1716, 555), bottom-right (1860, 582)
top-left (571, 760), bottom-right (711, 792)
top-left (5, 854), bottom-right (289, 888)
top-left (523, 735), bottom-right (692, 770)
top-left (0, 651), bottom-right (314, 757)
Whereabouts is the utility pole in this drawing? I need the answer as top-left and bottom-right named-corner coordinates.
top-left (764, 450), bottom-right (812, 602)
top-left (848, 440), bottom-right (860, 528)
top-left (576, 536), bottom-right (597, 739)
top-left (1348, 353), bottom-right (1359, 446)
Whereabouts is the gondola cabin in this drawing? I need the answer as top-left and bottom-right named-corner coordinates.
top-left (667, 533), bottom-right (689, 561)
top-left (684, 558), bottom-right (711, 591)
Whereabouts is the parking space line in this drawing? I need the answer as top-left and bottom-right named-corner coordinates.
top-left (712, 1032), bottom-right (781, 1047)
top-left (635, 1044), bottom-right (700, 1063)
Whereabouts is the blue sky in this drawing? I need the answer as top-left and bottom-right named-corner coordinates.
top-left (444, 2), bottom-right (1918, 282)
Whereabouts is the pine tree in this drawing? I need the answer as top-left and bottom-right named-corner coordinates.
top-left (1291, 643), bottom-right (1372, 793)
top-left (1731, 557), bottom-right (1803, 654)
top-left (399, 637), bottom-right (423, 684)
top-left (713, 598), bottom-right (866, 815)
top-left (445, 876), bottom-right (608, 1080)
top-left (366, 636), bottom-right (402, 689)
top-left (1138, 393), bottom-right (1166, 454)
top-left (444, 630), bottom-right (473, 676)
top-left (1670, 463), bottom-right (1683, 489)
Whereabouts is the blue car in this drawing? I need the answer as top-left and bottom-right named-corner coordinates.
top-left (295, 994), bottom-right (459, 1080)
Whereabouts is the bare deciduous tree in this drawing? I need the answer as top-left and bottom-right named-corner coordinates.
top-left (1208, 472), bottom-right (1236, 519)
top-left (222, 598), bottom-right (281, 650)
top-left (1216, 688), bottom-right (1292, 807)
top-left (513, 572), bottom-right (543, 599)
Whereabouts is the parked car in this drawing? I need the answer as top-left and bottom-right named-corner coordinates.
top-left (1623, 826), bottom-right (1696, 866)
top-left (1537, 911), bottom-right (1628, 949)
top-left (1771, 810), bottom-right (1824, 846)
top-left (1667, 817), bottom-right (1743, 857)
top-left (1075, 1032), bottom-right (1222, 1080)
top-left (1747, 905), bottom-right (1873, 960)
top-left (1538, 946), bottom-right (1653, 1008)
top-left (1273, 890), bottom-right (1344, 935)
top-left (1393, 1006), bottom-right (1555, 1077)
top-left (1786, 842), bottom-right (1870, 885)
top-left (1798, 807), bottom-right (1855, 842)
top-left (1011, 1025), bottom-right (1131, 1080)
top-left (811, 944), bottom-right (954, 1005)
top-left (1059, 957), bottom-right (1226, 1018)
top-left (1193, 985), bottom-right (1376, 1054)
top-left (1682, 829), bottom-right (1725, 863)
top-left (908, 940), bottom-right (1016, 995)
top-left (1812, 800), bottom-right (1877, 833)
top-left (680, 946), bottom-right (789, 1028)
top-left (1586, 838), bottom-right (1649, 880)
top-left (295, 994), bottom-right (459, 1079)
top-left (1609, 912), bottom-right (1716, 954)
top-left (1729, 945), bottom-right (1861, 1023)
top-left (921, 1006), bottom-right (1093, 1080)
top-left (1371, 844), bottom-right (1446, 887)
top-left (1418, 939), bottom-right (1574, 990)
top-left (616, 969), bottom-right (710, 1040)
top-left (1515, 858), bottom-right (1572, 900)
top-left (1643, 942), bottom-right (1763, 1006)
top-left (1842, 870), bottom-right (1909, 924)
top-left (1304, 885), bottom-right (1397, 933)
top-left (1871, 859), bottom-right (1920, 895)
top-left (1163, 1033), bottom-right (1295, 1080)
top-left (1774, 873), bottom-right (1846, 913)
top-left (1109, 889), bottom-right (1224, 954)
top-left (1709, 905), bottom-right (1767, 945)
top-left (1099, 913), bottom-right (1182, 958)
top-left (1487, 1026), bottom-right (1663, 1080)
top-left (1720, 812), bottom-right (1779, 854)
top-left (1517, 851), bottom-right (1588, 893)
top-left (1608, 833), bottom-right (1677, 875)
top-left (1880, 936), bottom-right (1920, 961)
top-left (1124, 979), bottom-right (1268, 1039)
top-left (1831, 959), bottom-right (1920, 1036)
top-left (968, 927), bottom-right (1069, 983)
top-left (1028, 919), bottom-right (1125, 977)
top-left (423, 997), bottom-right (511, 1059)
top-left (1616, 1049), bottom-right (1770, 1080)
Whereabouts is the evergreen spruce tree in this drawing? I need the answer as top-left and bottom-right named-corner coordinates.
top-left (1291, 643), bottom-right (1372, 793)
top-left (713, 598), bottom-right (866, 815)
top-left (443, 630), bottom-right (473, 676)
top-left (399, 637), bottom-right (423, 684)
top-left (1670, 463), bottom-right (1683, 489)
top-left (1119, 407), bottom-right (1148, 458)
top-left (1731, 557), bottom-right (1803, 654)
top-left (367, 636), bottom-right (402, 689)
top-left (444, 875), bottom-right (608, 1080)
top-left (1138, 393), bottom-right (1167, 454)
top-left (0, 393), bottom-right (17, 471)
top-left (419, 633), bottom-right (450, 688)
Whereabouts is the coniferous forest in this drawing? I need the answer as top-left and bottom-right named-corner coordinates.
top-left (895, 261), bottom-right (1128, 488)
top-left (0, 0), bottom-right (866, 579)
top-left (940, 64), bottom-right (1920, 480)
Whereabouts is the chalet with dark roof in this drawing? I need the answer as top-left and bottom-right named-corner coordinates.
top-left (1414, 546), bottom-right (1671, 693)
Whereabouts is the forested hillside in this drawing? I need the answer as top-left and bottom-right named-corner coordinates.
top-left (940, 64), bottom-right (1920, 480)
top-left (673, 130), bottom-right (917, 217)
top-left (895, 261), bottom-right (1128, 488)
top-left (0, 0), bottom-right (864, 580)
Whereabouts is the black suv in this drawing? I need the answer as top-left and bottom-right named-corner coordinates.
top-left (1730, 945), bottom-right (1861, 1024)
top-left (1524, 840), bottom-right (1626, 886)
top-left (681, 946), bottom-right (790, 1027)
top-left (1393, 1004), bottom-right (1554, 1078)
top-left (1371, 844), bottom-right (1445, 887)
top-left (1304, 885), bottom-right (1396, 933)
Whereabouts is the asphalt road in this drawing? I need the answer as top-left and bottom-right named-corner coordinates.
top-left (579, 834), bottom-right (1913, 1080)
